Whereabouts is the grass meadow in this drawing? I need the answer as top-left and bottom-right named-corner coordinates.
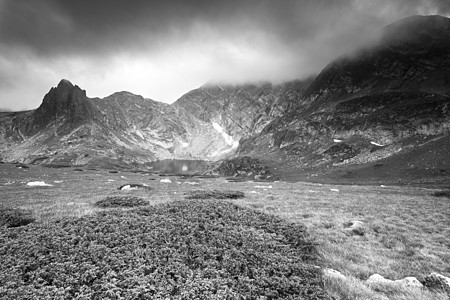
top-left (1, 163), bottom-right (449, 299)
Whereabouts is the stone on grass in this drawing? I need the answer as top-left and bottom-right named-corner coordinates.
top-left (343, 220), bottom-right (365, 236)
top-left (323, 268), bottom-right (346, 280)
top-left (367, 274), bottom-right (423, 289)
top-left (27, 181), bottom-right (53, 187)
top-left (118, 183), bottom-right (152, 190)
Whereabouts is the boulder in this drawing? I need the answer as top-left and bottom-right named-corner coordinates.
top-left (367, 274), bottom-right (423, 289)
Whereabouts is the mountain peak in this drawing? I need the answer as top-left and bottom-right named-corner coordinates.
top-left (57, 79), bottom-right (74, 88)
top-left (382, 15), bottom-right (450, 45)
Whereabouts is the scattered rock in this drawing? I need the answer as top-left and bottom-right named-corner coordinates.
top-left (343, 220), bottom-right (365, 236)
top-left (27, 181), bottom-right (53, 187)
top-left (214, 156), bottom-right (277, 180)
top-left (118, 183), bottom-right (152, 191)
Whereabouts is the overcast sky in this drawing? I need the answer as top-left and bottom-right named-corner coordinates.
top-left (0, 0), bottom-right (449, 111)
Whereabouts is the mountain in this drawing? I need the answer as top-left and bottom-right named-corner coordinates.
top-left (1, 15), bottom-right (449, 184)
top-left (0, 78), bottom-right (312, 167)
top-left (236, 15), bottom-right (450, 183)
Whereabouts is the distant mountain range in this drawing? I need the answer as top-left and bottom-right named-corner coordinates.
top-left (1, 15), bottom-right (449, 182)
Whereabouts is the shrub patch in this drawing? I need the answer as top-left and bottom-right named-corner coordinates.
top-left (94, 196), bottom-right (149, 208)
top-left (434, 190), bottom-right (450, 198)
top-left (185, 189), bottom-right (245, 199)
top-left (0, 207), bottom-right (35, 228)
top-left (0, 200), bottom-right (327, 299)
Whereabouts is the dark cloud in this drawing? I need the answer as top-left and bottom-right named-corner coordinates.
top-left (0, 0), bottom-right (449, 110)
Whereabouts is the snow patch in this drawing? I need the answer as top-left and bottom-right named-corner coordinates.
top-left (333, 139), bottom-right (343, 143)
top-left (160, 178), bottom-right (172, 183)
top-left (212, 122), bottom-right (235, 146)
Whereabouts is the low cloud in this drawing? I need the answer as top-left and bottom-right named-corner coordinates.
top-left (0, 0), bottom-right (449, 110)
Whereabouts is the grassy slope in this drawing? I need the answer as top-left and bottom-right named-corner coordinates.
top-left (1, 163), bottom-right (449, 299)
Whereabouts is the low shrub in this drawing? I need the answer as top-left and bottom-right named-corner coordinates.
top-left (94, 196), bottom-right (149, 208)
top-left (0, 200), bottom-right (326, 299)
top-left (434, 190), bottom-right (450, 198)
top-left (185, 190), bottom-right (245, 199)
top-left (0, 207), bottom-right (35, 228)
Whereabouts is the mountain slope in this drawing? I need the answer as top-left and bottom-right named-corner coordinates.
top-left (236, 15), bottom-right (450, 181)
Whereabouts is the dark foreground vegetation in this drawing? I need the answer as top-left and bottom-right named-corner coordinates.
top-left (0, 207), bottom-right (35, 228)
top-left (94, 196), bottom-right (149, 208)
top-left (0, 200), bottom-right (328, 299)
top-left (185, 190), bottom-right (245, 200)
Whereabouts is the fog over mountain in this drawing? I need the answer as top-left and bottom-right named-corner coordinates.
top-left (1, 0), bottom-right (450, 111)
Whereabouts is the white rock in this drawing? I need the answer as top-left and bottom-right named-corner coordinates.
top-left (160, 178), bottom-right (172, 183)
top-left (330, 188), bottom-right (340, 192)
top-left (370, 141), bottom-right (384, 147)
top-left (397, 277), bottom-right (423, 288)
top-left (323, 268), bottom-right (346, 280)
top-left (333, 139), bottom-right (343, 143)
top-left (367, 274), bottom-right (423, 289)
top-left (184, 181), bottom-right (199, 185)
top-left (343, 220), bottom-right (365, 236)
top-left (27, 181), bottom-right (53, 187)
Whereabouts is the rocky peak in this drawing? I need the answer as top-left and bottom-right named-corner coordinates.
top-left (13, 80), bottom-right (98, 136)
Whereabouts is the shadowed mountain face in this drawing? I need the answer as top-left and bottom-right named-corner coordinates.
top-left (237, 15), bottom-right (450, 178)
top-left (0, 15), bottom-right (449, 179)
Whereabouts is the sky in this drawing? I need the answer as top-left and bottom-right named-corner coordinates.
top-left (0, 0), bottom-right (450, 111)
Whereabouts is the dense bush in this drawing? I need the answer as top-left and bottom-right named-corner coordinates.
top-left (0, 200), bottom-right (327, 299)
top-left (185, 190), bottom-right (245, 200)
top-left (94, 196), bottom-right (149, 208)
top-left (434, 190), bottom-right (450, 198)
top-left (0, 207), bottom-right (35, 228)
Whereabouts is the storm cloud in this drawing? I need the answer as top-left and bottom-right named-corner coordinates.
top-left (0, 0), bottom-right (449, 110)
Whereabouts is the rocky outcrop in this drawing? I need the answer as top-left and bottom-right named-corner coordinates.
top-left (214, 156), bottom-right (276, 180)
